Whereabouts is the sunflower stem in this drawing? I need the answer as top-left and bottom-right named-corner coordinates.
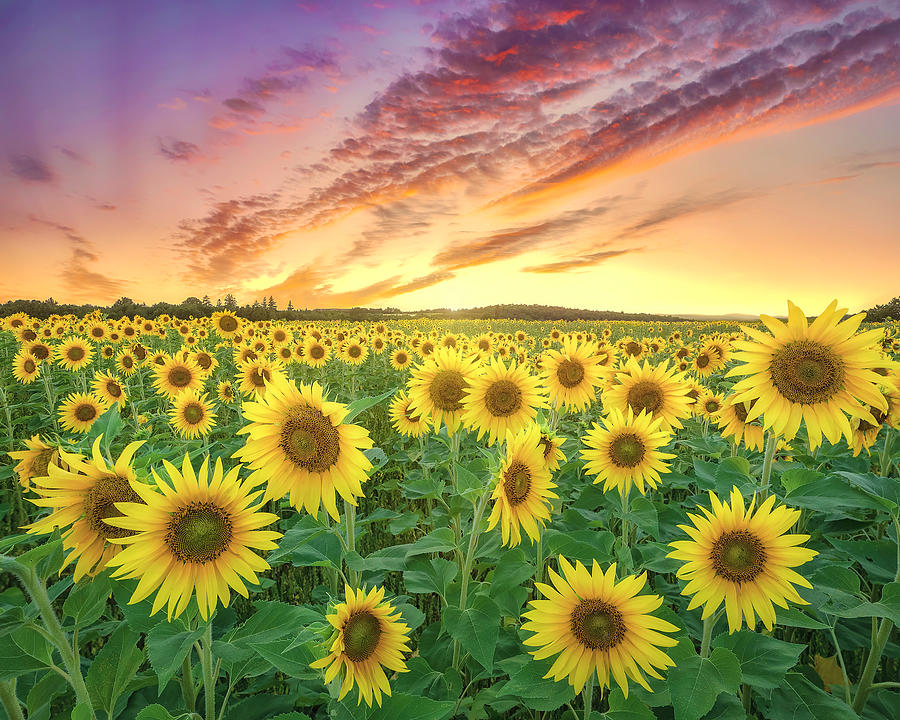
top-left (534, 533), bottom-right (544, 599)
top-left (0, 680), bottom-right (24, 720)
top-left (452, 485), bottom-right (491, 672)
top-left (852, 512), bottom-right (900, 714)
top-left (200, 620), bottom-right (216, 720)
top-left (0, 557), bottom-right (95, 719)
top-left (880, 430), bottom-right (894, 478)
top-left (759, 432), bottom-right (778, 499)
top-left (181, 651), bottom-right (197, 714)
top-left (620, 487), bottom-right (631, 572)
top-left (344, 500), bottom-right (360, 586)
top-left (700, 613), bottom-right (716, 659)
top-left (582, 674), bottom-right (593, 720)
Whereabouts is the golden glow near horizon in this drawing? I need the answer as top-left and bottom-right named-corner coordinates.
top-left (1, 1), bottom-right (898, 315)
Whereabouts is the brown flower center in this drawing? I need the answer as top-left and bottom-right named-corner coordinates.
top-left (503, 461), bottom-right (531, 505)
top-left (183, 403), bottom-right (204, 425)
top-left (348, 345), bottom-right (362, 358)
top-left (770, 340), bottom-right (845, 405)
top-left (570, 599), bottom-right (626, 650)
top-left (556, 359), bottom-right (585, 388)
top-left (697, 353), bottom-right (710, 369)
top-left (429, 369), bottom-right (466, 411)
top-left (218, 315), bottom-right (238, 332)
top-left (627, 381), bottom-right (663, 414)
top-left (67, 346), bottom-right (85, 362)
top-left (710, 529), bottom-right (767, 583)
top-left (609, 433), bottom-right (645, 467)
top-left (625, 341), bottom-right (642, 356)
top-left (166, 502), bottom-right (233, 563)
top-left (343, 611), bottom-right (382, 662)
top-left (74, 403), bottom-right (97, 422)
top-left (484, 379), bottom-right (523, 417)
top-left (23, 358), bottom-right (36, 373)
top-left (84, 475), bottom-right (141, 540)
top-left (280, 406), bottom-right (341, 472)
top-left (168, 367), bottom-right (192, 388)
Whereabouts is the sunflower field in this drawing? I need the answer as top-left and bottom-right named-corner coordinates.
top-left (1, 301), bottom-right (899, 720)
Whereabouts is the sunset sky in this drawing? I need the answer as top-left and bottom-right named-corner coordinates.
top-left (1, 0), bottom-right (898, 316)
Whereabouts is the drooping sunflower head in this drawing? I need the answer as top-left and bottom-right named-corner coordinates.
top-left (715, 395), bottom-right (765, 451)
top-left (105, 454), bottom-right (281, 620)
top-left (485, 424), bottom-right (557, 547)
top-left (58, 392), bottom-right (108, 434)
top-left (461, 357), bottom-right (547, 445)
top-left (406, 346), bottom-right (481, 436)
top-left (389, 391), bottom-right (430, 437)
top-left (668, 486), bottom-right (817, 633)
top-left (538, 428), bottom-right (566, 472)
top-left (310, 585), bottom-right (411, 707)
top-left (522, 557), bottom-right (678, 697)
top-left (236, 376), bottom-right (374, 520)
top-left (727, 300), bottom-right (889, 450)
top-left (9, 435), bottom-right (68, 490)
top-left (581, 408), bottom-right (675, 497)
top-left (25, 437), bottom-right (146, 581)
top-left (601, 358), bottom-right (693, 432)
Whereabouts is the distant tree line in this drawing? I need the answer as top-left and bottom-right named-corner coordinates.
top-left (864, 297), bottom-right (900, 322)
top-left (0, 297), bottom-right (689, 323)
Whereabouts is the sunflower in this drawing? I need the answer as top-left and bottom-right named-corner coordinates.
top-left (235, 377), bottom-right (374, 520)
top-left (58, 393), bottom-right (108, 433)
top-left (310, 585), bottom-right (411, 707)
top-left (522, 557), bottom-right (678, 696)
top-left (170, 389), bottom-right (216, 439)
top-left (154, 356), bottom-right (205, 398)
top-left (86, 321), bottom-right (108, 342)
top-left (716, 396), bottom-right (765, 452)
top-left (388, 391), bottom-right (430, 437)
top-left (461, 358), bottom-right (547, 445)
top-left (104, 455), bottom-right (281, 620)
top-left (92, 371), bottom-right (127, 406)
top-left (581, 409), bottom-right (675, 497)
top-left (304, 338), bottom-right (330, 367)
top-left (341, 340), bottom-right (368, 366)
top-left (406, 347), bottom-right (482, 436)
top-left (236, 357), bottom-right (285, 398)
top-left (9, 435), bottom-right (68, 490)
top-left (540, 338), bottom-right (605, 412)
top-left (485, 424), bottom-right (557, 547)
top-left (25, 340), bottom-right (52, 362)
top-left (695, 390), bottom-right (725, 420)
top-left (691, 349), bottom-right (716, 377)
top-left (191, 350), bottom-right (218, 374)
top-left (211, 310), bottom-right (242, 338)
top-left (417, 339), bottom-right (436, 358)
top-left (25, 438), bottom-right (145, 581)
top-left (217, 380), bottom-right (236, 404)
top-left (474, 334), bottom-right (494, 355)
top-left (538, 428), bottom-right (566, 472)
top-left (12, 350), bottom-right (40, 384)
top-left (667, 486), bottom-right (817, 633)
top-left (56, 336), bottom-right (93, 371)
top-left (390, 348), bottom-right (412, 371)
top-left (727, 300), bottom-right (888, 450)
top-left (602, 358), bottom-right (693, 432)
top-left (270, 325), bottom-right (292, 347)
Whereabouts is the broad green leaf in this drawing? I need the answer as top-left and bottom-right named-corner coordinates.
top-left (628, 496), bottom-right (659, 538)
top-left (71, 704), bottom-right (93, 720)
top-left (136, 705), bottom-right (197, 720)
top-left (346, 545), bottom-right (410, 573)
top-left (497, 656), bottom-right (576, 710)
top-left (763, 672), bottom-right (855, 720)
top-left (488, 547), bottom-right (535, 592)
top-left (388, 511), bottom-right (421, 535)
top-left (267, 520), bottom-right (342, 568)
top-left (826, 537), bottom-right (898, 584)
top-left (666, 647), bottom-right (741, 720)
top-left (544, 529), bottom-right (615, 565)
top-left (63, 573), bottom-right (112, 627)
top-left (601, 688), bottom-right (656, 719)
top-left (344, 387), bottom-right (397, 423)
top-left (786, 476), bottom-right (888, 514)
top-left (366, 693), bottom-right (455, 720)
top-left (27, 671), bottom-right (68, 720)
top-left (444, 594), bottom-right (500, 670)
top-left (16, 537), bottom-right (64, 579)
top-left (12, 625), bottom-right (53, 665)
top-left (712, 631), bottom-right (805, 689)
top-left (774, 606), bottom-right (829, 630)
top-left (701, 693), bottom-right (745, 720)
top-left (454, 462), bottom-right (487, 501)
top-left (85, 623), bottom-right (144, 719)
top-left (403, 558), bottom-right (458, 598)
top-left (834, 471), bottom-right (900, 510)
top-left (226, 601), bottom-right (322, 645)
top-left (779, 468), bottom-right (822, 493)
top-left (0, 632), bottom-right (52, 680)
top-left (147, 620), bottom-right (204, 694)
top-left (249, 633), bottom-right (318, 679)
top-left (834, 582), bottom-right (900, 625)
top-left (406, 528), bottom-right (457, 556)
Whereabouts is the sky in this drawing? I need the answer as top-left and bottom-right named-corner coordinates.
top-left (1, 0), bottom-right (899, 316)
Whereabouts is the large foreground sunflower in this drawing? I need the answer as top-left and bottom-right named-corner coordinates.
top-left (522, 557), bottom-right (678, 697)
top-left (667, 486), bottom-right (817, 633)
top-left (581, 409), bottom-right (675, 497)
top-left (235, 376), bottom-right (373, 520)
top-left (462, 358), bottom-right (547, 445)
top-left (727, 300), bottom-right (888, 449)
top-left (25, 438), bottom-right (145, 581)
top-left (310, 585), bottom-right (411, 707)
top-left (105, 455), bottom-right (281, 620)
top-left (485, 424), bottom-right (557, 547)
top-left (539, 338), bottom-right (605, 412)
top-left (602, 358), bottom-right (693, 432)
top-left (406, 346), bottom-right (481, 436)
